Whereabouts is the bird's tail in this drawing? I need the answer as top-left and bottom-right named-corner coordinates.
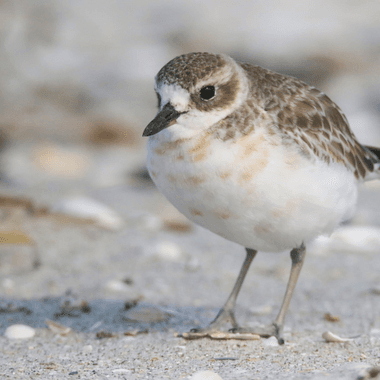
top-left (364, 145), bottom-right (380, 180)
top-left (365, 145), bottom-right (380, 161)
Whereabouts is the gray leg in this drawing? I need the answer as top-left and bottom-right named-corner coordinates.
top-left (273, 243), bottom-right (306, 340)
top-left (179, 248), bottom-right (257, 338)
top-left (204, 248), bottom-right (257, 329)
top-left (179, 244), bottom-right (306, 343)
top-left (231, 243), bottom-right (306, 344)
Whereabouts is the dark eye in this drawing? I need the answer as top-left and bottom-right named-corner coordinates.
top-left (156, 92), bottom-right (161, 108)
top-left (200, 86), bottom-right (215, 101)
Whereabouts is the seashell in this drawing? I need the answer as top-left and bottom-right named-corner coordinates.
top-left (5, 324), bottom-right (35, 339)
top-left (322, 331), bottom-right (353, 343)
top-left (45, 319), bottom-right (71, 336)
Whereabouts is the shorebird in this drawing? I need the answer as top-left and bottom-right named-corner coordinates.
top-left (143, 52), bottom-right (380, 343)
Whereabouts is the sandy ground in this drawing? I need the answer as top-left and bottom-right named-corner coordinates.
top-left (0, 162), bottom-right (379, 379)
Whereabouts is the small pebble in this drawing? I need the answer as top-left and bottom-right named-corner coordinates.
top-left (138, 213), bottom-right (164, 231)
top-left (370, 328), bottom-right (380, 337)
top-left (105, 280), bottom-right (131, 293)
top-left (2, 278), bottom-right (14, 289)
top-left (96, 331), bottom-right (116, 339)
top-left (123, 329), bottom-right (148, 336)
top-left (263, 336), bottom-right (279, 347)
top-left (83, 345), bottom-right (93, 352)
top-left (112, 368), bottom-right (131, 374)
top-left (191, 371), bottom-right (223, 380)
top-left (145, 241), bottom-right (184, 261)
top-left (5, 324), bottom-right (36, 339)
top-left (324, 312), bottom-right (341, 322)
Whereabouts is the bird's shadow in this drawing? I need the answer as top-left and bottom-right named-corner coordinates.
top-left (0, 296), bottom-right (218, 335)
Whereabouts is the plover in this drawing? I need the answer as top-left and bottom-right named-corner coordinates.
top-left (142, 52), bottom-right (380, 344)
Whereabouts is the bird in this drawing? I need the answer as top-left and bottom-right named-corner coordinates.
top-left (142, 52), bottom-right (380, 344)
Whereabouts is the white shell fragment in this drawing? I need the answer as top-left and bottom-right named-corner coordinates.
top-left (83, 345), bottom-right (93, 352)
top-left (322, 331), bottom-right (354, 343)
top-left (53, 196), bottom-right (124, 230)
top-left (155, 241), bottom-right (183, 261)
top-left (263, 336), bottom-right (280, 346)
top-left (145, 241), bottom-right (184, 261)
top-left (331, 226), bottom-right (380, 251)
top-left (5, 324), bottom-right (36, 339)
top-left (105, 280), bottom-right (131, 293)
top-left (46, 319), bottom-right (72, 336)
top-left (370, 328), bottom-right (380, 337)
top-left (191, 371), bottom-right (224, 380)
top-left (112, 369), bottom-right (131, 374)
top-left (312, 226), bottom-right (380, 254)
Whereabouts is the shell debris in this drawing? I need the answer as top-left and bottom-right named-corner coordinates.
top-left (5, 324), bottom-right (36, 339)
top-left (190, 370), bottom-right (224, 380)
top-left (45, 319), bottom-right (72, 336)
top-left (322, 331), bottom-right (354, 343)
top-left (53, 196), bottom-right (124, 230)
top-left (324, 312), bottom-right (341, 322)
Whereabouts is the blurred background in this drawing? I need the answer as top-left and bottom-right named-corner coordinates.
top-left (1, 0), bottom-right (380, 187)
top-left (0, 0), bottom-right (379, 304)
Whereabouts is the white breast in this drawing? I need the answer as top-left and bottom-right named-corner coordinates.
top-left (147, 127), bottom-right (358, 252)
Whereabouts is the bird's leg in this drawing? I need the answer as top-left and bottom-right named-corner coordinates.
top-left (179, 248), bottom-right (257, 338)
top-left (231, 243), bottom-right (306, 344)
top-left (179, 244), bottom-right (306, 343)
top-left (272, 243), bottom-right (306, 340)
top-left (206, 248), bottom-right (258, 329)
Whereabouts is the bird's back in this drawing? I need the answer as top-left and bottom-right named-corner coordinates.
top-left (239, 62), bottom-right (380, 181)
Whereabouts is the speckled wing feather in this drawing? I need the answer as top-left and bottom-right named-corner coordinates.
top-left (240, 63), bottom-right (380, 180)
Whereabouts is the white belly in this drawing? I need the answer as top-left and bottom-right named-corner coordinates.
top-left (147, 127), bottom-right (358, 252)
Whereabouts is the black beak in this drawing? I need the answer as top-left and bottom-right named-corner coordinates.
top-left (142, 102), bottom-right (184, 137)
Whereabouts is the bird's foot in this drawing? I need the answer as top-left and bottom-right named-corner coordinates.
top-left (176, 327), bottom-right (261, 340)
top-left (175, 307), bottom-right (260, 340)
top-left (175, 305), bottom-right (283, 343)
top-left (230, 323), bottom-right (284, 345)
top-left (177, 323), bottom-right (283, 343)
top-left (176, 322), bottom-right (284, 343)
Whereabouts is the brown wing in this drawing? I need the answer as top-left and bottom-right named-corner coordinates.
top-left (240, 63), bottom-right (378, 180)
